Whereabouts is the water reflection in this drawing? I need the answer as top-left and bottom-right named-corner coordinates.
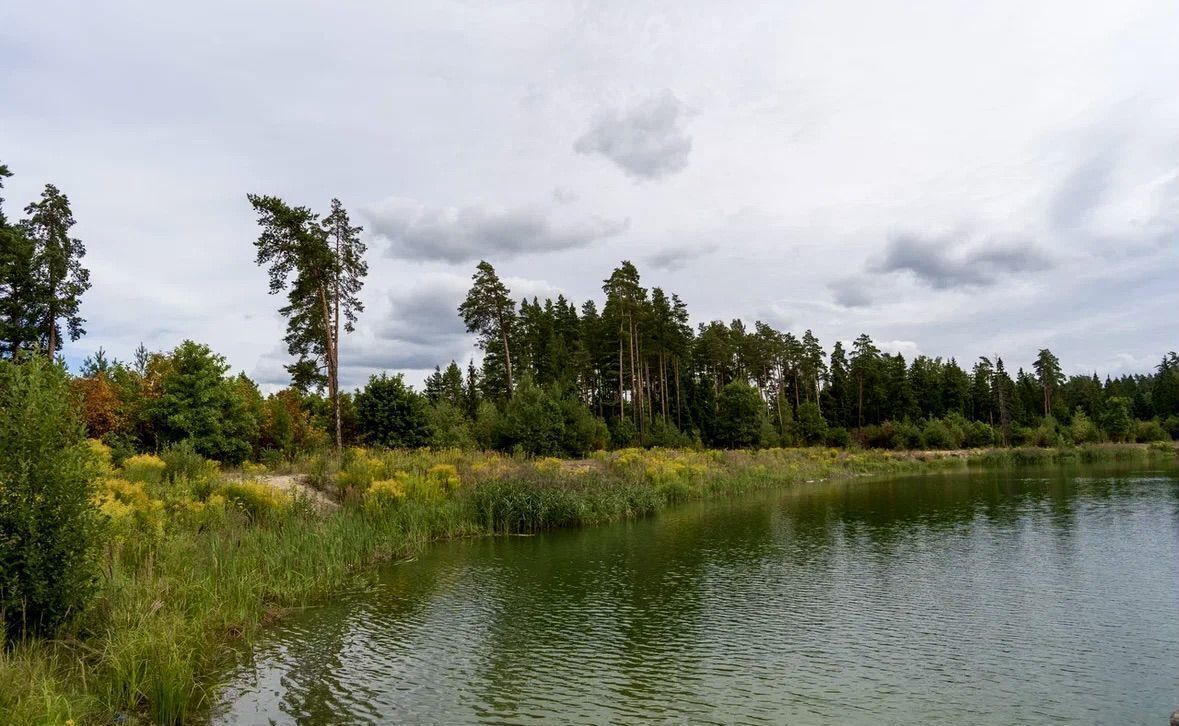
top-left (215, 464), bottom-right (1179, 725)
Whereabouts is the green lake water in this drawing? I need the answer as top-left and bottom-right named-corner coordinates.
top-left (214, 464), bottom-right (1179, 724)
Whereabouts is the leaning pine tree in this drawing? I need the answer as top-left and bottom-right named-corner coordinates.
top-left (248, 195), bottom-right (367, 453)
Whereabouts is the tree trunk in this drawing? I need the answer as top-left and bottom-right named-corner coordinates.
top-left (618, 333), bottom-right (625, 422)
top-left (497, 305), bottom-right (513, 396)
top-left (674, 357), bottom-right (683, 429)
top-left (316, 283), bottom-right (340, 453)
top-left (333, 235), bottom-right (342, 453)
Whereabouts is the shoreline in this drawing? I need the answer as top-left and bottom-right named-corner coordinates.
top-left (2, 443), bottom-right (1175, 725)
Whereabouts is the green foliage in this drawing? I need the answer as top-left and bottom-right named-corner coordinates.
top-left (149, 341), bottom-right (258, 463)
top-left (1100, 397), bottom-right (1134, 442)
top-left (795, 402), bottom-right (828, 445)
top-left (1133, 419), bottom-right (1170, 443)
top-left (0, 356), bottom-right (100, 639)
top-left (714, 381), bottom-right (767, 449)
top-left (21, 184), bottom-right (92, 356)
top-left (610, 416), bottom-right (638, 448)
top-left (825, 426), bottom-right (850, 447)
top-left (356, 373), bottom-right (431, 448)
top-left (493, 377), bottom-right (566, 456)
top-left (426, 400), bottom-right (475, 449)
top-left (471, 400), bottom-right (501, 450)
top-left (1069, 408), bottom-right (1101, 444)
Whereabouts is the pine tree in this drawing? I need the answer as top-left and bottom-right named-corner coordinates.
top-left (460, 261), bottom-right (517, 398)
top-left (23, 184), bottom-right (91, 357)
top-left (248, 194), bottom-right (367, 452)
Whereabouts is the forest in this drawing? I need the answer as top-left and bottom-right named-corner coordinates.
top-left (2, 166), bottom-right (1177, 468)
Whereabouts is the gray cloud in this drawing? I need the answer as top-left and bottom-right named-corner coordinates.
top-left (829, 277), bottom-right (873, 308)
top-left (366, 198), bottom-right (629, 263)
top-left (1049, 150), bottom-right (1118, 233)
top-left (376, 276), bottom-right (469, 346)
top-left (872, 232), bottom-right (1051, 289)
top-left (646, 241), bottom-right (718, 271)
top-left (574, 90), bottom-right (693, 180)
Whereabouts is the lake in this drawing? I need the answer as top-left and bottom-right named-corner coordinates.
top-left (214, 464), bottom-right (1179, 724)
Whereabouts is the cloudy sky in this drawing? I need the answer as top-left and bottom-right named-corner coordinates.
top-left (2, 0), bottom-right (1176, 389)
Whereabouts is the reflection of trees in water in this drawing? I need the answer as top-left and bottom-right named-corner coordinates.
top-left (465, 504), bottom-right (781, 721)
top-left (239, 547), bottom-right (460, 725)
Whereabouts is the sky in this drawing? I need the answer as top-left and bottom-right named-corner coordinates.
top-left (2, 0), bottom-right (1176, 390)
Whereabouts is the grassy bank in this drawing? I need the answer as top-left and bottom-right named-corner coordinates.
top-left (2, 443), bottom-right (1174, 725)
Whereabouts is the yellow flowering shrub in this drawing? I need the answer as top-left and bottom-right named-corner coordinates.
top-left (426, 463), bottom-right (461, 491)
top-left (242, 461), bottom-right (268, 477)
top-left (176, 493), bottom-right (228, 529)
top-left (87, 439), bottom-right (115, 477)
top-left (534, 457), bottom-right (563, 475)
top-left (337, 454), bottom-right (385, 493)
top-left (122, 454), bottom-right (167, 485)
top-left (365, 478), bottom-right (407, 510)
top-left (97, 477), bottom-right (166, 541)
top-left (219, 481), bottom-right (290, 522)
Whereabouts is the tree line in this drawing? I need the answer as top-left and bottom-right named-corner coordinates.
top-left (1, 174), bottom-right (1176, 461)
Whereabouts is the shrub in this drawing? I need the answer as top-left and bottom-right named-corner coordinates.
top-left (494, 377), bottom-right (565, 455)
top-left (825, 426), bottom-right (851, 448)
top-left (161, 440), bottom-right (220, 483)
top-left (643, 416), bottom-right (693, 449)
top-left (336, 453), bottom-right (385, 496)
top-left (427, 401), bottom-right (475, 449)
top-left (218, 481), bottom-right (290, 522)
top-left (121, 453), bottom-right (167, 485)
top-left (795, 402), bottom-right (828, 445)
top-left (356, 373), bottom-right (431, 448)
top-left (610, 416), bottom-right (638, 448)
top-left (96, 478), bottom-right (167, 543)
top-left (0, 356), bottom-right (102, 639)
top-left (1164, 415), bottom-right (1179, 441)
top-left (1069, 409), bottom-right (1101, 444)
top-left (1100, 397), bottom-right (1134, 443)
top-left (365, 478), bottom-right (407, 510)
top-left (962, 420), bottom-right (997, 448)
top-left (1134, 419), bottom-right (1170, 443)
top-left (148, 340), bottom-right (258, 464)
top-left (714, 381), bottom-right (767, 449)
top-left (921, 418), bottom-right (962, 450)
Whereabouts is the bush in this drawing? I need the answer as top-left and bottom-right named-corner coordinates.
top-left (472, 401), bottom-right (501, 451)
top-left (149, 340), bottom-right (257, 464)
top-left (559, 397), bottom-right (610, 455)
top-left (0, 357), bottom-right (102, 639)
top-left (1134, 419), bottom-right (1170, 443)
top-left (217, 481), bottom-right (290, 522)
top-left (1069, 409), bottom-right (1101, 444)
top-left (494, 377), bottom-right (565, 455)
top-left (962, 419), bottom-right (997, 448)
top-left (921, 418), bottom-right (963, 450)
top-left (121, 453), bottom-right (167, 485)
top-left (426, 401), bottom-right (475, 449)
top-left (825, 426), bottom-right (851, 448)
top-left (795, 402), bottom-right (828, 445)
top-left (356, 373), bottom-right (432, 448)
top-left (1100, 397), bottom-right (1134, 443)
top-left (610, 416), bottom-right (638, 448)
top-left (713, 381), bottom-right (767, 449)
top-left (1164, 415), bottom-right (1179, 441)
top-left (642, 416), bottom-right (693, 449)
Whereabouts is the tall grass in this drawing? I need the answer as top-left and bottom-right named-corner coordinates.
top-left (1, 442), bottom-right (1171, 724)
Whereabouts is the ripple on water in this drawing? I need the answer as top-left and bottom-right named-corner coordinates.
top-left (213, 467), bottom-right (1179, 725)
